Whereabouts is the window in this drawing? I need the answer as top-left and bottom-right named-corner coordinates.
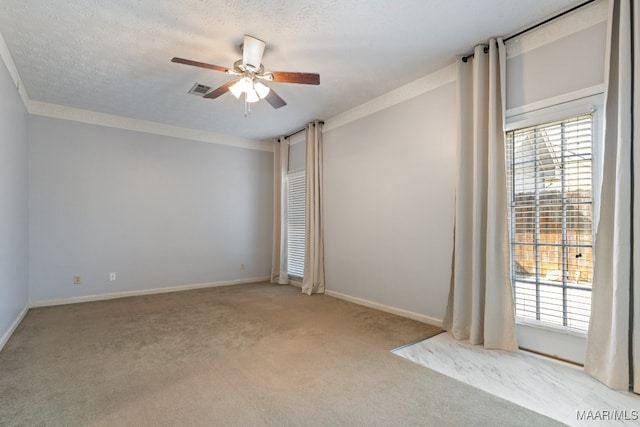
top-left (506, 114), bottom-right (593, 332)
top-left (286, 171), bottom-right (305, 279)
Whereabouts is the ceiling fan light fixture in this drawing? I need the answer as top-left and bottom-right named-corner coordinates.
top-left (245, 88), bottom-right (260, 103)
top-left (229, 77), bottom-right (253, 98)
top-left (254, 81), bottom-right (270, 99)
top-left (229, 80), bottom-right (243, 98)
top-left (229, 76), bottom-right (268, 103)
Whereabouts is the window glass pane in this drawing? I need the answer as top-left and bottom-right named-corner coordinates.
top-left (513, 281), bottom-right (537, 321)
top-left (513, 243), bottom-right (536, 280)
top-left (507, 114), bottom-right (593, 332)
top-left (287, 172), bottom-right (305, 278)
top-left (566, 288), bottom-right (591, 330)
top-left (566, 246), bottom-right (592, 285)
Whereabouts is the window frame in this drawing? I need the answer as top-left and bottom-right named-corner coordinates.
top-left (504, 93), bottom-right (603, 363)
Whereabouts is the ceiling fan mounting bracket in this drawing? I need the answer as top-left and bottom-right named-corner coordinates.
top-left (231, 59), bottom-right (264, 76)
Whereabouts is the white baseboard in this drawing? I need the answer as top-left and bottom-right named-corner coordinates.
top-left (289, 280), bottom-right (302, 288)
top-left (29, 276), bottom-right (270, 308)
top-left (324, 290), bottom-right (443, 328)
top-left (0, 304), bottom-right (29, 352)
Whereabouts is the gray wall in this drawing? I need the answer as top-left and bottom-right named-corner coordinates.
top-left (321, 10), bottom-right (607, 324)
top-left (323, 83), bottom-right (457, 320)
top-left (28, 116), bottom-right (273, 302)
top-left (506, 21), bottom-right (607, 110)
top-left (0, 58), bottom-right (29, 344)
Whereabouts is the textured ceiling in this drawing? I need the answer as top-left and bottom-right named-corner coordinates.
top-left (0, 0), bottom-right (582, 141)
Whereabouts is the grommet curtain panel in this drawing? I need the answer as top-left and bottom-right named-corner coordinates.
top-left (270, 136), bottom-right (290, 285)
top-left (585, 0), bottom-right (639, 394)
top-left (301, 121), bottom-right (325, 295)
top-left (443, 38), bottom-right (518, 351)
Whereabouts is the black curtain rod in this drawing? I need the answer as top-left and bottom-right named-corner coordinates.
top-left (504, 0), bottom-right (596, 42)
top-left (283, 128), bottom-right (304, 139)
top-left (462, 46), bottom-right (488, 63)
top-left (283, 121), bottom-right (325, 140)
top-left (461, 0), bottom-right (597, 63)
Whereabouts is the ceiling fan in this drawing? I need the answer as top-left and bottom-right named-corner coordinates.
top-left (172, 35), bottom-right (320, 114)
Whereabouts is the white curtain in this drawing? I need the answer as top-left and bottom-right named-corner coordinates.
top-left (443, 39), bottom-right (518, 351)
top-left (270, 136), bottom-right (290, 285)
top-left (585, 0), bottom-right (639, 394)
top-left (301, 121), bottom-right (325, 295)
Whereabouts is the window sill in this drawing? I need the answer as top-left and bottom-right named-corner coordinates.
top-left (516, 318), bottom-right (588, 338)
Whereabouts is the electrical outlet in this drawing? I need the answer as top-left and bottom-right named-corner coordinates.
top-left (73, 275), bottom-right (81, 285)
top-left (109, 272), bottom-right (116, 281)
top-left (240, 263), bottom-right (245, 270)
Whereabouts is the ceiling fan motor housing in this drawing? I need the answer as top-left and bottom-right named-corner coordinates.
top-left (241, 35), bottom-right (266, 71)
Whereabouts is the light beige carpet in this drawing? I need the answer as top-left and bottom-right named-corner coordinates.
top-left (0, 282), bottom-right (562, 426)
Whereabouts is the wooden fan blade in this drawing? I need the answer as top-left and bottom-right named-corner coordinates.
top-left (203, 81), bottom-right (235, 99)
top-left (171, 57), bottom-right (229, 73)
top-left (270, 71), bottom-right (320, 85)
top-left (265, 88), bottom-right (287, 109)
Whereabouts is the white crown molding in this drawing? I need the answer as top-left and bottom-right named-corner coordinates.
top-left (321, 0), bottom-right (607, 136)
top-left (0, 32), bottom-right (31, 112)
top-left (324, 63), bottom-right (456, 133)
top-left (29, 276), bottom-right (271, 308)
top-left (29, 101), bottom-right (273, 152)
top-left (2, 30), bottom-right (270, 151)
top-left (506, 0), bottom-right (608, 58)
top-left (325, 289), bottom-right (443, 328)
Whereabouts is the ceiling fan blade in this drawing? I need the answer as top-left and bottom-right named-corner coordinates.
top-left (203, 81), bottom-right (235, 99)
top-left (242, 35), bottom-right (266, 70)
top-left (270, 71), bottom-right (320, 85)
top-left (171, 57), bottom-right (229, 73)
top-left (265, 88), bottom-right (287, 109)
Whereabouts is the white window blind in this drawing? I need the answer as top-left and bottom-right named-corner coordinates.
top-left (287, 171), bottom-right (305, 278)
top-left (506, 114), bottom-right (593, 332)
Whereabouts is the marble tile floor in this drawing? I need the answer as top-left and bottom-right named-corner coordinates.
top-left (392, 332), bottom-right (640, 426)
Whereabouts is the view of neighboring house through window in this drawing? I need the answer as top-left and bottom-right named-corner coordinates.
top-left (506, 114), bottom-right (593, 332)
top-left (287, 171), bottom-right (305, 279)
